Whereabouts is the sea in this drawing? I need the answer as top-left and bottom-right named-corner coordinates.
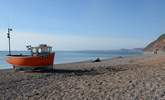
top-left (0, 50), bottom-right (143, 69)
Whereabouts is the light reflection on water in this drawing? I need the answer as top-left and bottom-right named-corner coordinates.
top-left (0, 50), bottom-right (143, 69)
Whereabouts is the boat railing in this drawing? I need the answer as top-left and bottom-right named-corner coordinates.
top-left (7, 54), bottom-right (30, 57)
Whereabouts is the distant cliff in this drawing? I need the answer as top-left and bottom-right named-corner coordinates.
top-left (144, 34), bottom-right (165, 52)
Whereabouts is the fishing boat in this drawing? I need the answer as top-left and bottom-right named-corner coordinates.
top-left (5, 28), bottom-right (55, 70)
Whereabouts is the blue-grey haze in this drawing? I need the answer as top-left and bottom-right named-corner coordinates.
top-left (0, 0), bottom-right (165, 50)
top-left (0, 50), bottom-right (143, 69)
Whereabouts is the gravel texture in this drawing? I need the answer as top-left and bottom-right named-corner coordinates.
top-left (1, 55), bottom-right (165, 100)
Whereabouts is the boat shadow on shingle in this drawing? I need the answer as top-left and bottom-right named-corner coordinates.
top-left (23, 64), bottom-right (129, 78)
top-left (52, 69), bottom-right (100, 76)
top-left (35, 66), bottom-right (128, 77)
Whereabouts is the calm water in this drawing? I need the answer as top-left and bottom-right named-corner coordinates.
top-left (0, 50), bottom-right (143, 69)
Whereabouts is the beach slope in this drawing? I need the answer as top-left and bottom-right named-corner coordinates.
top-left (1, 55), bottom-right (165, 99)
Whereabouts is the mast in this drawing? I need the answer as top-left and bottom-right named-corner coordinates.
top-left (7, 28), bottom-right (12, 56)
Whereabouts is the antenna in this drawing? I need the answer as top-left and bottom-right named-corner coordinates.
top-left (7, 28), bottom-right (12, 56)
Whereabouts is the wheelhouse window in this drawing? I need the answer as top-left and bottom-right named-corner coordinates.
top-left (27, 44), bottom-right (53, 56)
top-left (32, 48), bottom-right (37, 53)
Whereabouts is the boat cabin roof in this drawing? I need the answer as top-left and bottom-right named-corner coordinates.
top-left (27, 44), bottom-right (53, 55)
top-left (32, 44), bottom-right (52, 48)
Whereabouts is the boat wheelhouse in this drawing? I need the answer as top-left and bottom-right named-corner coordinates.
top-left (5, 28), bottom-right (55, 70)
top-left (6, 44), bottom-right (55, 70)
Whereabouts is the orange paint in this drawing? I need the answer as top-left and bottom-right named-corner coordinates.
top-left (6, 52), bottom-right (55, 68)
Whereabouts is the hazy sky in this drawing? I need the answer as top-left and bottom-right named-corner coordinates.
top-left (0, 0), bottom-right (165, 50)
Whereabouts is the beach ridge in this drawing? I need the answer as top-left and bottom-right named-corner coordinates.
top-left (1, 54), bottom-right (165, 99)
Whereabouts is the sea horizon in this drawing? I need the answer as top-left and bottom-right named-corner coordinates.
top-left (0, 49), bottom-right (143, 69)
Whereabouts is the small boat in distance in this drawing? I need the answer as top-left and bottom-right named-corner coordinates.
top-left (5, 28), bottom-right (55, 70)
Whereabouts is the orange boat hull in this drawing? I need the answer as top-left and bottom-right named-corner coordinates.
top-left (6, 53), bottom-right (55, 68)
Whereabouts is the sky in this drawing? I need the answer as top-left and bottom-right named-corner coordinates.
top-left (0, 0), bottom-right (165, 50)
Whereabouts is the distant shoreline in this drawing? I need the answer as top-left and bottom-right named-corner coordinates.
top-left (0, 54), bottom-right (144, 71)
top-left (0, 50), bottom-right (143, 70)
